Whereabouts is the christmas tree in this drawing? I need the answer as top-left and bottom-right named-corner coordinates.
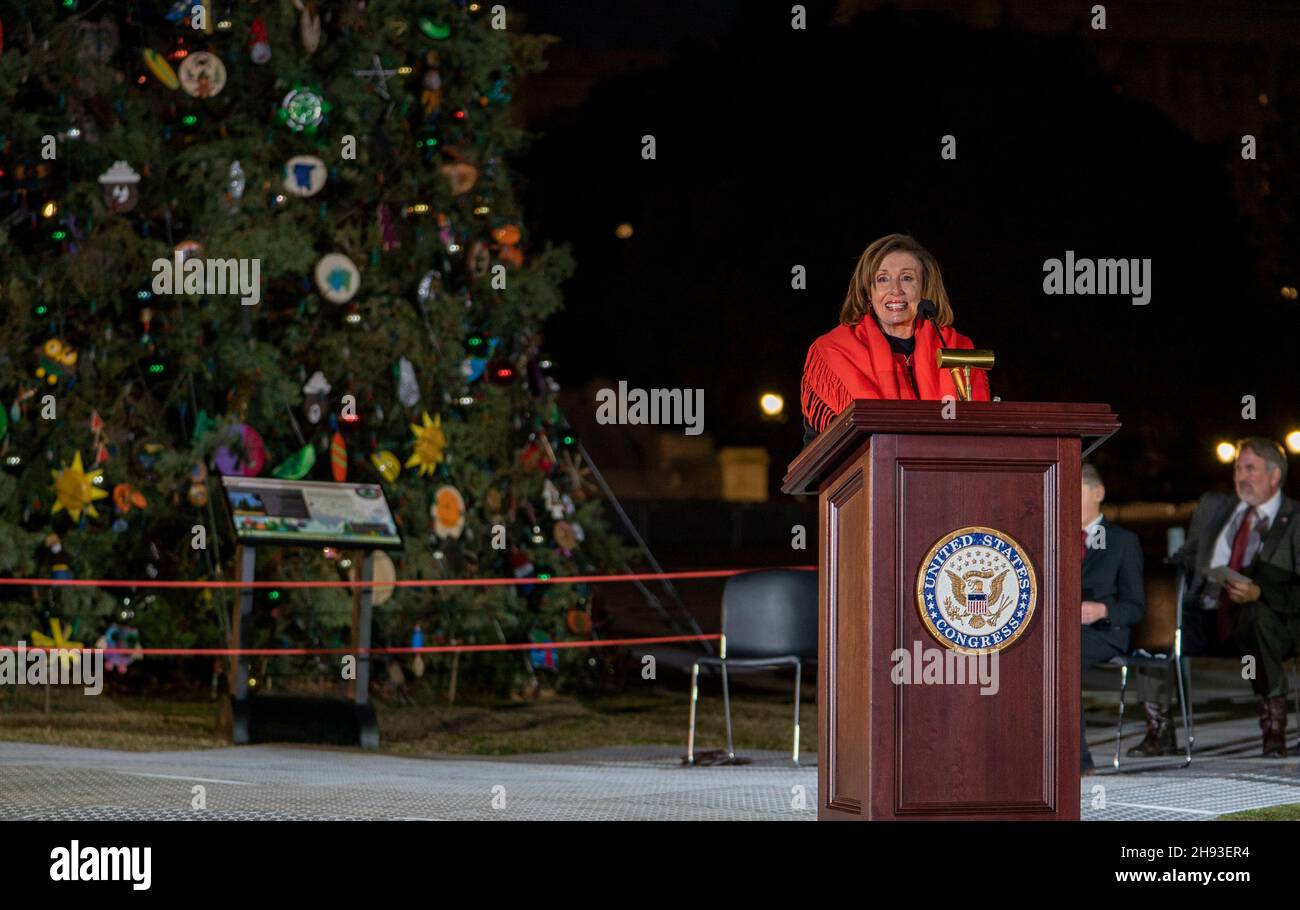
top-left (0, 0), bottom-right (636, 694)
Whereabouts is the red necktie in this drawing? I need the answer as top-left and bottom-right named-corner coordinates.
top-left (1081, 529), bottom-right (1088, 561)
top-left (1217, 508), bottom-right (1257, 642)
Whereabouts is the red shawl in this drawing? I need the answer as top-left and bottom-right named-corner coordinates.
top-left (801, 317), bottom-right (991, 432)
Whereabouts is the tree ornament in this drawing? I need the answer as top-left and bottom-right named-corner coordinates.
top-left (378, 204), bottom-right (400, 251)
top-left (187, 463), bottom-right (210, 507)
top-left (396, 357), bottom-right (420, 408)
top-left (371, 450), bottom-right (401, 482)
top-left (405, 411), bottom-right (446, 476)
top-left (35, 338), bottom-right (77, 386)
top-left (432, 485), bottom-right (465, 539)
top-left (440, 162), bottom-right (477, 196)
top-left (417, 16), bottom-right (451, 40)
top-left (291, 0), bottom-right (322, 53)
top-left (330, 431), bottom-right (347, 481)
top-left (417, 270), bottom-right (442, 303)
top-left (51, 451), bottom-right (108, 521)
top-left (314, 253), bottom-right (360, 303)
top-left (227, 160), bottom-right (246, 205)
top-left (178, 51), bottom-right (227, 98)
top-left (112, 483), bottom-right (147, 514)
top-left (421, 52), bottom-right (442, 116)
top-left (213, 423), bottom-right (267, 476)
top-left (519, 434), bottom-right (556, 473)
top-left (543, 478), bottom-right (573, 520)
top-left (97, 623), bottom-right (143, 674)
top-left (272, 444), bottom-right (316, 480)
top-left (565, 607), bottom-right (592, 635)
top-left (142, 48), bottom-right (180, 90)
top-left (247, 18), bottom-right (271, 64)
top-left (283, 155), bottom-right (327, 198)
top-left (277, 86), bottom-right (330, 134)
top-left (354, 54), bottom-right (399, 101)
top-left (364, 550), bottom-right (396, 605)
top-left (97, 161), bottom-right (141, 214)
top-left (32, 618), bottom-right (84, 674)
top-left (461, 336), bottom-right (497, 383)
top-left (303, 371), bottom-right (331, 423)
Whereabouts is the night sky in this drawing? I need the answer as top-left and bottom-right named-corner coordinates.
top-left (515, 0), bottom-right (1298, 501)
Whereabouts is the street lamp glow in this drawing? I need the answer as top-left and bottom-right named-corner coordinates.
top-left (1286, 431), bottom-right (1300, 454)
top-left (760, 392), bottom-right (784, 417)
top-left (1215, 441), bottom-right (1236, 464)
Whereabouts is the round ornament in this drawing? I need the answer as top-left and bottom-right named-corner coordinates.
top-left (97, 161), bottom-right (141, 213)
top-left (213, 423), bottom-right (266, 476)
top-left (314, 253), bottom-right (360, 303)
top-left (440, 162), bottom-right (477, 195)
top-left (278, 86), bottom-right (329, 133)
top-left (178, 51), bottom-right (227, 97)
top-left (283, 154), bottom-right (327, 197)
top-left (432, 485), bottom-right (465, 539)
top-left (187, 463), bottom-right (209, 506)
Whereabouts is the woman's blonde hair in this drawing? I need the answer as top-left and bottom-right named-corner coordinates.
top-left (839, 233), bottom-right (955, 327)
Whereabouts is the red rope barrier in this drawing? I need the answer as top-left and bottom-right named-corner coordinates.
top-left (0, 633), bottom-right (720, 657)
top-left (0, 566), bottom-right (814, 589)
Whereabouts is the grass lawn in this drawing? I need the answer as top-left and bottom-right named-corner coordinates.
top-left (1216, 804), bottom-right (1300, 821)
top-left (0, 681), bottom-right (815, 758)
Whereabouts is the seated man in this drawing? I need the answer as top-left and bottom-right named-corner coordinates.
top-left (1079, 463), bottom-right (1145, 773)
top-left (1134, 437), bottom-right (1300, 757)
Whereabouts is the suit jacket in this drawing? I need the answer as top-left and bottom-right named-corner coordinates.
top-left (1171, 490), bottom-right (1300, 616)
top-left (1083, 516), bottom-right (1146, 652)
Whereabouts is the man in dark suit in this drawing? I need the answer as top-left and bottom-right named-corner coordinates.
top-left (1080, 463), bottom-right (1146, 773)
top-left (1133, 437), bottom-right (1300, 757)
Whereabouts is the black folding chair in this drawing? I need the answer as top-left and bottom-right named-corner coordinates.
top-left (684, 569), bottom-right (817, 766)
top-left (1109, 564), bottom-right (1193, 769)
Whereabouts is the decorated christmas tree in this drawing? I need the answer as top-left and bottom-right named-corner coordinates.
top-left (0, 0), bottom-right (636, 694)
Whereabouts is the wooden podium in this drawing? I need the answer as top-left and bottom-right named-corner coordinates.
top-left (782, 401), bottom-right (1119, 821)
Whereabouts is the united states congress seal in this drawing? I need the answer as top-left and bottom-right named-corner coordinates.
top-left (915, 525), bottom-right (1038, 655)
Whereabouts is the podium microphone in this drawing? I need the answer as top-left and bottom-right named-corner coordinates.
top-left (917, 298), bottom-right (938, 327)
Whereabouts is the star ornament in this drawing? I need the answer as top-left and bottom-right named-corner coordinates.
top-left (32, 618), bottom-right (85, 673)
top-left (51, 451), bottom-right (109, 521)
top-left (405, 411), bottom-right (446, 476)
top-left (353, 53), bottom-right (399, 101)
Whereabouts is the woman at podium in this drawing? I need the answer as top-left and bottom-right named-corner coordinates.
top-left (800, 233), bottom-right (991, 446)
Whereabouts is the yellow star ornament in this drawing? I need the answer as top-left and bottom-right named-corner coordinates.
top-left (51, 451), bottom-right (109, 521)
top-left (405, 411), bottom-right (446, 477)
top-left (31, 618), bottom-right (84, 674)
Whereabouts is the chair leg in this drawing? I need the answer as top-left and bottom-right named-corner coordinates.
top-left (686, 661), bottom-right (701, 765)
top-left (1174, 655), bottom-right (1193, 768)
top-left (792, 660), bottom-right (802, 766)
top-left (1114, 664), bottom-right (1129, 770)
top-left (721, 660), bottom-right (735, 761)
top-left (1291, 661), bottom-right (1300, 731)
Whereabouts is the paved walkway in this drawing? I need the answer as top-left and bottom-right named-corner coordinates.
top-left (3, 660), bottom-right (1299, 821)
top-left (3, 731), bottom-right (1300, 820)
